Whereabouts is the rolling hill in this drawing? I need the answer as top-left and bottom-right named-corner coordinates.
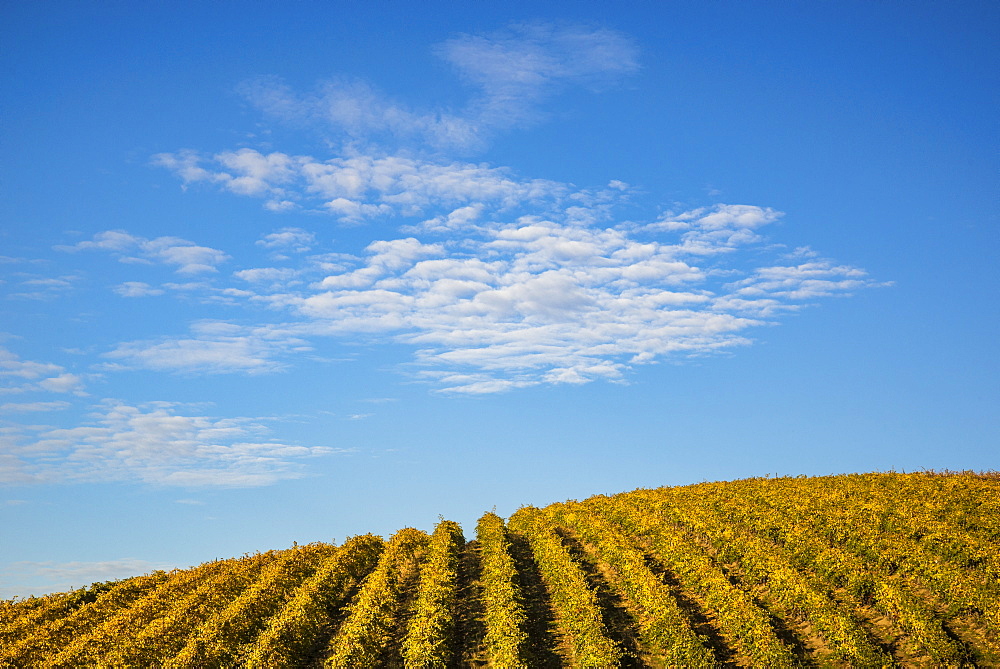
top-left (2, 471), bottom-right (998, 667)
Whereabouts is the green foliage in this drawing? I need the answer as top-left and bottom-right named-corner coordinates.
top-left (402, 520), bottom-right (464, 668)
top-left (323, 527), bottom-right (429, 667)
top-left (509, 506), bottom-right (622, 667)
top-left (245, 534), bottom-right (384, 668)
top-left (476, 512), bottom-right (529, 668)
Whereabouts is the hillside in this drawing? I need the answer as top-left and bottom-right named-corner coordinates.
top-left (2, 471), bottom-right (998, 667)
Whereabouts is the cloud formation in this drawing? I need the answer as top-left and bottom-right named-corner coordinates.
top-left (155, 149), bottom-right (570, 223)
top-left (438, 22), bottom-right (640, 136)
top-left (94, 202), bottom-right (882, 393)
top-left (256, 227), bottom-right (316, 254)
top-left (61, 231), bottom-right (229, 275)
top-left (283, 206), bottom-right (879, 393)
top-left (4, 274), bottom-right (81, 301)
top-left (239, 23), bottom-right (639, 153)
top-left (114, 281), bottom-right (165, 298)
top-left (143, 23), bottom-right (885, 393)
top-left (0, 401), bottom-right (339, 487)
top-left (0, 348), bottom-right (85, 396)
top-left (0, 401), bottom-right (71, 413)
top-left (103, 321), bottom-right (311, 375)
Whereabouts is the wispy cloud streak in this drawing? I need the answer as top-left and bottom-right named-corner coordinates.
top-left (0, 348), bottom-right (85, 396)
top-left (0, 401), bottom-right (341, 487)
top-left (239, 23), bottom-right (639, 152)
top-left (59, 231), bottom-right (229, 275)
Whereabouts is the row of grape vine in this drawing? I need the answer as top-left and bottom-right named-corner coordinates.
top-left (2, 471), bottom-right (997, 667)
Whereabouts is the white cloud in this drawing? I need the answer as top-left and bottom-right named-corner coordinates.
top-left (784, 246), bottom-right (820, 260)
top-left (156, 150), bottom-right (568, 223)
top-left (143, 238), bottom-right (228, 275)
top-left (6, 274), bottom-right (81, 300)
top-left (115, 281), bottom-right (165, 297)
top-left (20, 277), bottom-right (75, 289)
top-left (37, 373), bottom-right (85, 394)
top-left (62, 231), bottom-right (229, 275)
top-left (236, 23), bottom-right (638, 154)
top-left (90, 196), bottom-right (881, 393)
top-left (214, 148), bottom-right (297, 196)
top-left (144, 25), bottom-right (884, 394)
top-left (283, 76), bottom-right (482, 152)
top-left (234, 267), bottom-right (300, 284)
top-left (649, 205), bottom-right (783, 255)
top-left (103, 321), bottom-right (311, 375)
top-left (139, 62), bottom-right (889, 395)
top-left (410, 203), bottom-right (485, 233)
top-left (440, 23), bottom-right (640, 90)
top-left (0, 401), bottom-right (71, 412)
top-left (0, 401), bottom-right (341, 488)
top-left (725, 261), bottom-right (886, 303)
top-left (438, 22), bottom-right (640, 134)
top-left (256, 227), bottom-right (315, 253)
top-left (0, 347), bottom-right (63, 380)
top-left (0, 348), bottom-right (85, 396)
top-left (162, 281), bottom-right (212, 292)
top-left (228, 206), bottom-right (870, 392)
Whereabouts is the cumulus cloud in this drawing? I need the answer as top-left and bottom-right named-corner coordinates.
top-left (410, 203), bottom-right (485, 233)
top-left (98, 201), bottom-right (880, 392)
top-left (142, 25), bottom-right (884, 394)
top-left (155, 25), bottom-right (638, 219)
top-left (0, 401), bottom-right (341, 488)
top-left (0, 348), bottom-right (63, 381)
top-left (0, 348), bottom-right (85, 396)
top-left (648, 205), bottom-right (783, 255)
top-left (295, 207), bottom-right (876, 392)
top-left (256, 227), bottom-right (315, 253)
top-left (61, 231), bottom-right (229, 275)
top-left (36, 373), bottom-right (86, 394)
top-left (155, 150), bottom-right (569, 223)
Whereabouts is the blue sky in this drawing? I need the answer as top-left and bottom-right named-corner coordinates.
top-left (1, 1), bottom-right (997, 598)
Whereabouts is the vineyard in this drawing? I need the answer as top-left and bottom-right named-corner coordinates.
top-left (2, 471), bottom-right (999, 667)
